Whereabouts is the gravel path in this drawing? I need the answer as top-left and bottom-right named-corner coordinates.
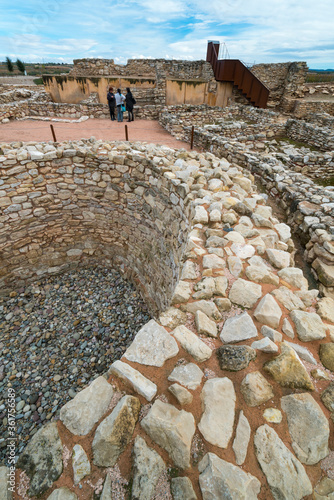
top-left (0, 76), bottom-right (37, 85)
top-left (0, 267), bottom-right (151, 464)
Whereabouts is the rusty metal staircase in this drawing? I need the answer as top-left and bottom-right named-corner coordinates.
top-left (206, 41), bottom-right (269, 108)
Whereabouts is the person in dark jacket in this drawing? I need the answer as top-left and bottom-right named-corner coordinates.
top-left (107, 87), bottom-right (115, 121)
top-left (125, 88), bottom-right (136, 122)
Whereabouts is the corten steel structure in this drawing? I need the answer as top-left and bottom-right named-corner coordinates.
top-left (206, 41), bottom-right (269, 108)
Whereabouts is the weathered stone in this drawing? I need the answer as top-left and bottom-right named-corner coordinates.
top-left (261, 325), bottom-right (282, 342)
top-left (193, 205), bottom-right (208, 223)
top-left (132, 436), bottom-right (165, 500)
top-left (171, 477), bottom-right (197, 500)
top-left (47, 488), bottom-right (78, 500)
top-left (214, 297), bottom-right (232, 312)
top-left (60, 376), bottom-right (113, 435)
top-left (169, 383), bottom-right (193, 405)
top-left (264, 342), bottom-right (314, 390)
top-left (282, 317), bottom-right (294, 338)
top-left (159, 307), bottom-right (187, 329)
top-left (124, 320), bottom-right (179, 367)
top-left (0, 467), bottom-right (12, 500)
top-left (198, 453), bottom-right (261, 500)
top-left (286, 342), bottom-right (317, 364)
top-left (231, 243), bottom-right (255, 260)
top-left (193, 277), bottom-right (215, 299)
top-left (194, 310), bottom-right (217, 338)
top-left (263, 408), bottom-right (282, 424)
top-left (220, 312), bottom-right (258, 344)
top-left (251, 337), bottom-right (278, 353)
top-left (172, 281), bottom-right (192, 303)
top-left (254, 294), bottom-right (282, 328)
top-left (290, 310), bottom-right (327, 342)
top-left (141, 400), bottom-right (195, 469)
top-left (266, 248), bottom-right (291, 269)
top-left (198, 378), bottom-right (236, 448)
top-left (203, 254), bottom-right (226, 270)
top-left (172, 325), bottom-right (212, 362)
top-left (313, 258), bottom-right (334, 287)
top-left (321, 382), bottom-right (334, 411)
top-left (229, 278), bottom-right (262, 308)
top-left (313, 477), bottom-right (334, 500)
top-left (227, 256), bottom-right (243, 277)
top-left (317, 297), bottom-right (334, 323)
top-left (168, 363), bottom-right (204, 390)
top-left (296, 288), bottom-right (319, 307)
top-left (254, 424), bottom-right (312, 499)
top-left (281, 393), bottom-right (329, 465)
top-left (216, 344), bottom-right (256, 371)
top-left (275, 222), bottom-right (291, 243)
top-left (214, 276), bottom-right (228, 296)
top-left (240, 371), bottom-right (274, 407)
top-left (278, 267), bottom-right (308, 290)
top-left (109, 360), bottom-right (157, 401)
top-left (92, 395), bottom-right (140, 467)
top-left (320, 343), bottom-right (334, 372)
top-left (232, 411), bottom-right (251, 465)
top-left (245, 264), bottom-right (279, 285)
top-left (184, 300), bottom-right (221, 320)
top-left (17, 422), bottom-right (63, 497)
top-left (72, 444), bottom-right (90, 485)
top-left (271, 286), bottom-right (305, 311)
top-left (181, 260), bottom-right (197, 280)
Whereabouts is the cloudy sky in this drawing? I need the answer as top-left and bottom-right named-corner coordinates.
top-left (0, 0), bottom-right (333, 69)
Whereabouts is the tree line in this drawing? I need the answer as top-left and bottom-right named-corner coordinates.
top-left (5, 57), bottom-right (26, 74)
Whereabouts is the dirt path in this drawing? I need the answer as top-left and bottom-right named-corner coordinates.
top-left (0, 118), bottom-right (191, 149)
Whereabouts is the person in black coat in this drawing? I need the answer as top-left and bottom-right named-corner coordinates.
top-left (125, 88), bottom-right (136, 122)
top-left (107, 87), bottom-right (116, 121)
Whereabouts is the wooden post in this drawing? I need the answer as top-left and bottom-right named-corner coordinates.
top-left (50, 124), bottom-right (57, 142)
top-left (125, 124), bottom-right (128, 141)
top-left (190, 125), bottom-right (194, 150)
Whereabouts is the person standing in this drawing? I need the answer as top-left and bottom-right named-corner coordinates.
top-left (125, 87), bottom-right (136, 122)
top-left (107, 87), bottom-right (115, 121)
top-left (115, 88), bottom-right (125, 122)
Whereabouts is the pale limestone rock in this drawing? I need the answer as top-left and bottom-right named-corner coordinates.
top-left (224, 231), bottom-right (245, 245)
top-left (296, 289), bottom-right (319, 307)
top-left (254, 424), bottom-right (312, 499)
top-left (313, 477), bottom-right (334, 500)
top-left (232, 411), bottom-right (251, 465)
top-left (195, 310), bottom-right (217, 338)
top-left (229, 278), bottom-right (262, 308)
top-left (271, 286), bottom-right (305, 311)
top-left (47, 488), bottom-right (78, 500)
top-left (274, 222), bottom-right (291, 243)
top-left (261, 325), bottom-right (282, 342)
top-left (0, 467), bottom-right (12, 500)
top-left (109, 360), bottom-right (157, 401)
top-left (234, 175), bottom-right (252, 192)
top-left (60, 376), bottom-right (113, 435)
top-left (245, 264), bottom-right (279, 285)
top-left (172, 281), bottom-right (192, 303)
top-left (251, 337), bottom-right (278, 353)
top-left (290, 310), bottom-right (327, 342)
top-left (319, 343), bottom-right (334, 372)
top-left (181, 260), bottom-right (197, 280)
top-left (132, 436), bottom-right (165, 500)
top-left (141, 400), bottom-right (195, 469)
top-left (203, 254), bottom-right (225, 270)
top-left (214, 297), bottom-right (232, 313)
top-left (159, 307), bottom-right (187, 329)
top-left (168, 363), bottom-right (204, 390)
top-left (230, 243), bottom-right (255, 259)
top-left (311, 368), bottom-right (331, 381)
top-left (263, 408), bottom-right (282, 424)
top-left (220, 312), bottom-right (258, 344)
top-left (208, 178), bottom-right (224, 191)
top-left (317, 297), bottom-right (334, 323)
top-left (281, 393), bottom-right (329, 465)
top-left (253, 213), bottom-right (273, 228)
top-left (193, 277), bottom-right (215, 299)
top-left (169, 383), bottom-right (193, 405)
top-left (240, 371), bottom-right (274, 407)
top-left (198, 453), bottom-right (261, 500)
top-left (264, 342), bottom-right (314, 390)
top-left (282, 317), bottom-right (294, 338)
top-left (266, 248), bottom-right (291, 269)
top-left (313, 258), bottom-right (334, 287)
top-left (172, 325), bottom-right (212, 361)
top-left (198, 378), bottom-right (236, 448)
top-left (278, 267), bottom-right (308, 290)
top-left (227, 256), bottom-right (243, 277)
top-left (214, 276), bottom-right (228, 296)
top-left (285, 342), bottom-right (317, 365)
top-left (124, 320), bottom-right (179, 367)
top-left (193, 205), bottom-right (208, 224)
top-left (100, 474), bottom-right (112, 500)
top-left (254, 294), bottom-right (282, 328)
top-left (209, 209), bottom-right (221, 222)
top-left (171, 477), bottom-right (197, 500)
top-left (184, 300), bottom-right (221, 320)
top-left (92, 395), bottom-right (140, 467)
top-left (72, 444), bottom-right (90, 485)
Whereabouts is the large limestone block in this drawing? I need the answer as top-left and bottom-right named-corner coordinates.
top-left (319, 343), bottom-right (334, 372)
top-left (202, 254), bottom-right (226, 270)
top-left (193, 277), bottom-right (216, 300)
top-left (109, 360), bottom-right (157, 401)
top-left (278, 267), bottom-right (308, 290)
top-left (232, 411), bottom-right (251, 465)
top-left (198, 453), bottom-right (261, 500)
top-left (72, 444), bottom-right (90, 485)
top-left (264, 342), bottom-right (314, 390)
top-left (313, 258), bottom-right (334, 287)
top-left (60, 376), bottom-right (113, 435)
top-left (220, 312), bottom-right (258, 344)
top-left (172, 325), bottom-right (212, 362)
top-left (171, 477), bottom-right (197, 500)
top-left (254, 424), bottom-right (313, 499)
top-left (124, 320), bottom-right (179, 367)
top-left (194, 310), bottom-right (217, 337)
top-left (184, 300), bottom-right (221, 320)
top-left (240, 371), bottom-right (274, 407)
top-left (168, 363), bottom-right (204, 390)
top-left (141, 400), bottom-right (195, 469)
top-left (317, 297), bottom-right (334, 323)
top-left (266, 248), bottom-right (291, 269)
top-left (0, 467), bottom-right (12, 500)
top-left (47, 488), bottom-right (78, 500)
top-left (245, 264), bottom-right (279, 285)
top-left (17, 422), bottom-right (63, 497)
top-left (254, 294), bottom-right (282, 328)
top-left (229, 278), bottom-right (262, 308)
top-left (198, 378), bottom-right (236, 448)
top-left (132, 436), bottom-right (165, 500)
top-left (290, 310), bottom-right (327, 342)
top-left (92, 395), bottom-right (140, 467)
top-left (271, 286), bottom-right (305, 311)
top-left (172, 281), bottom-right (192, 303)
top-left (281, 393), bottom-right (329, 465)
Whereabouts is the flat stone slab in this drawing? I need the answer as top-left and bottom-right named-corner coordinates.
top-left (0, 467), bottom-right (12, 500)
top-left (195, 310), bottom-right (218, 337)
top-left (171, 477), bottom-right (197, 500)
top-left (254, 424), bottom-right (313, 499)
top-left (47, 488), bottom-right (78, 500)
top-left (132, 436), bottom-right (165, 500)
top-left (124, 319), bottom-right (179, 367)
top-left (254, 294), bottom-right (282, 329)
top-left (172, 325), bottom-right (212, 362)
top-left (168, 363), bottom-right (204, 390)
top-left (198, 453), bottom-right (261, 500)
top-left (229, 278), bottom-right (262, 308)
top-left (60, 376), bottom-right (114, 435)
top-left (240, 371), bottom-right (274, 407)
top-left (109, 360), bottom-right (157, 401)
top-left (232, 410), bottom-right (251, 465)
top-left (141, 400), bottom-right (195, 469)
top-left (320, 343), bottom-right (334, 372)
top-left (220, 312), bottom-right (258, 344)
top-left (266, 248), bottom-right (291, 269)
top-left (169, 383), bottom-right (193, 405)
top-left (290, 310), bottom-right (327, 342)
top-left (198, 378), bottom-right (236, 448)
top-left (72, 444), bottom-right (90, 485)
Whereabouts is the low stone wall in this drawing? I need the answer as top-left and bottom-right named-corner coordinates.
top-left (286, 118), bottom-right (334, 152)
top-left (284, 98), bottom-right (334, 118)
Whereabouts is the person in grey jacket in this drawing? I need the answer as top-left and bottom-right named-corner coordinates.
top-left (115, 89), bottom-right (125, 122)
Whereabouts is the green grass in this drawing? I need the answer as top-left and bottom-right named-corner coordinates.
top-left (33, 78), bottom-right (43, 85)
top-left (274, 136), bottom-right (319, 152)
top-left (315, 175), bottom-right (334, 187)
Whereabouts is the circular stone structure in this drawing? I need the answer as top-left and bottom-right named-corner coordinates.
top-left (0, 139), bottom-right (334, 499)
